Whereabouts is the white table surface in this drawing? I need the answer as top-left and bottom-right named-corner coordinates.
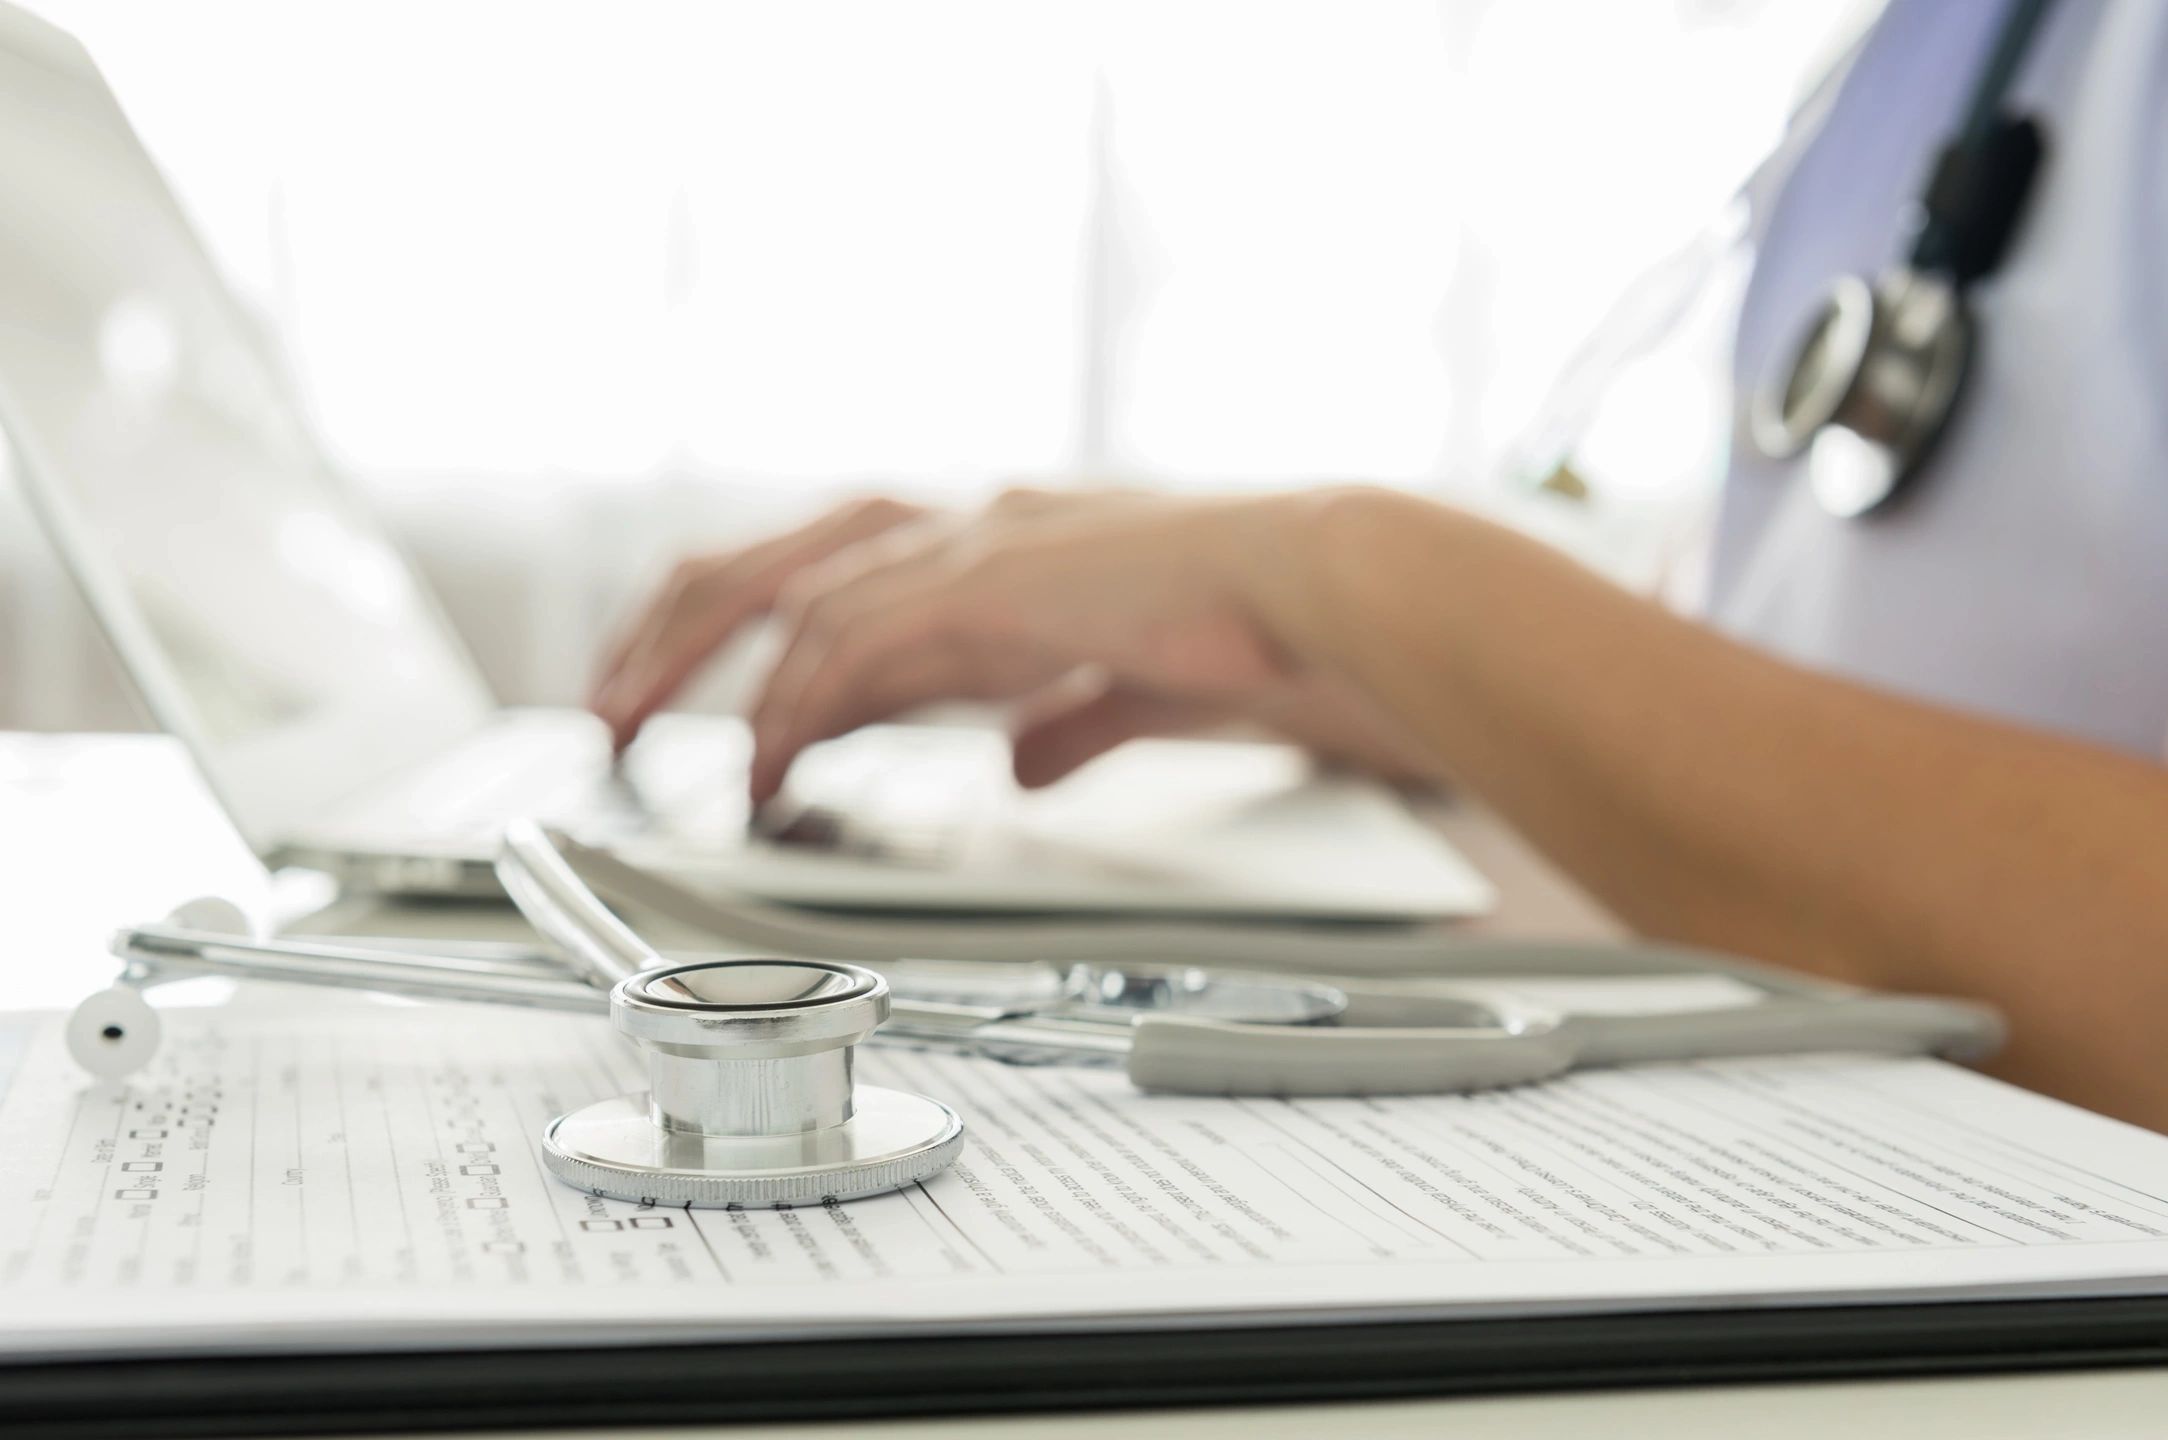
top-left (6, 731), bottom-right (2165, 1438)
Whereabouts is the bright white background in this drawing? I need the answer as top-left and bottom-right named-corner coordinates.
top-left (0, 0), bottom-right (1871, 728)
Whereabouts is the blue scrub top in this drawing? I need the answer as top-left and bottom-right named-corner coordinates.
top-left (1706, 0), bottom-right (2168, 758)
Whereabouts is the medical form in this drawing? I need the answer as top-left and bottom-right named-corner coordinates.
top-left (7, 998), bottom-right (2168, 1355)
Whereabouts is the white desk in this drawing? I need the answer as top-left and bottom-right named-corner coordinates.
top-left (8, 731), bottom-right (2165, 1439)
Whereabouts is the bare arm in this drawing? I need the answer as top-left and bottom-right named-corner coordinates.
top-left (615, 483), bottom-right (2168, 1127)
top-left (1281, 489), bottom-right (2168, 1127)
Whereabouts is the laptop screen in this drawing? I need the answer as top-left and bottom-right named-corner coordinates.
top-left (0, 9), bottom-right (491, 848)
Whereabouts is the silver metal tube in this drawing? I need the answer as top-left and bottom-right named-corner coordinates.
top-left (112, 927), bottom-right (608, 1015)
top-left (496, 819), bottom-right (665, 990)
top-left (108, 927), bottom-right (1145, 1067)
top-left (882, 1003), bottom-right (1137, 1066)
top-left (308, 935), bottom-right (579, 975)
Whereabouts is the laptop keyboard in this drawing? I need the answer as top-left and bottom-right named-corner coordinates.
top-left (749, 730), bottom-right (1000, 868)
top-left (358, 720), bottom-right (715, 853)
top-left (378, 719), bottom-right (989, 867)
top-left (750, 799), bottom-right (958, 868)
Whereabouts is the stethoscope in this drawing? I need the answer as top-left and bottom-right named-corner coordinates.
top-left (69, 821), bottom-right (2002, 1209)
top-left (1752, 0), bottom-right (2057, 517)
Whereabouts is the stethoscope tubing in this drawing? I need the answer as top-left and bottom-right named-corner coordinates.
top-left (102, 919), bottom-right (2004, 1097)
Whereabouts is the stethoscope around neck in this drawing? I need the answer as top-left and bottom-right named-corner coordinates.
top-left (1751, 0), bottom-right (2057, 518)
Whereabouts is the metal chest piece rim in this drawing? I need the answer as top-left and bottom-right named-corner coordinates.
top-left (541, 958), bottom-right (965, 1208)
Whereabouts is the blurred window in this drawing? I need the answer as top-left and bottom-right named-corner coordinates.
top-left (23, 0), bottom-right (1870, 496)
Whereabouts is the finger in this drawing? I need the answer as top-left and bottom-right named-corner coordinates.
top-left (750, 575), bottom-right (1064, 803)
top-left (747, 560), bottom-right (943, 801)
top-left (770, 642), bottom-right (981, 785)
top-left (590, 497), bottom-right (927, 746)
top-left (590, 556), bottom-right (708, 708)
top-left (590, 558), bottom-right (765, 748)
top-left (750, 592), bottom-right (973, 805)
top-left (1010, 683), bottom-right (1222, 788)
top-left (755, 644), bottom-right (1067, 804)
top-left (590, 496), bottom-right (928, 707)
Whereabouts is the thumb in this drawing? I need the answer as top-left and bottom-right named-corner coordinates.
top-left (1009, 684), bottom-right (1221, 789)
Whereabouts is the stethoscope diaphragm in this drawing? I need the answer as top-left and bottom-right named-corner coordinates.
top-left (1752, 268), bottom-right (1973, 518)
top-left (541, 959), bottom-right (965, 1208)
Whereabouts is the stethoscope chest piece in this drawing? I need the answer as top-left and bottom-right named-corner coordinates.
top-left (1752, 268), bottom-right (1973, 519)
top-left (542, 958), bottom-right (965, 1208)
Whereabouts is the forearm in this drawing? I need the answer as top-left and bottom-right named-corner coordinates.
top-left (1264, 489), bottom-right (2168, 1126)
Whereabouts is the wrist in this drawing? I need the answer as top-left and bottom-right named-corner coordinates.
top-left (1228, 486), bottom-right (1467, 669)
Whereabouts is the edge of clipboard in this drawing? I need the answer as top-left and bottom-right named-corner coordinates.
top-left (4, 1295), bottom-right (2168, 1438)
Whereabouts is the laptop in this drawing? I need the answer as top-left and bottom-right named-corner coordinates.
top-left (0, 5), bottom-right (1494, 920)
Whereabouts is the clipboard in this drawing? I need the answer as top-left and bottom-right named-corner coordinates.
top-left (15, 1000), bottom-right (2168, 1440)
top-left (7, 1296), bottom-right (2168, 1437)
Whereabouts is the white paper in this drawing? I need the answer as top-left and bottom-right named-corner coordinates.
top-left (6, 998), bottom-right (2168, 1357)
